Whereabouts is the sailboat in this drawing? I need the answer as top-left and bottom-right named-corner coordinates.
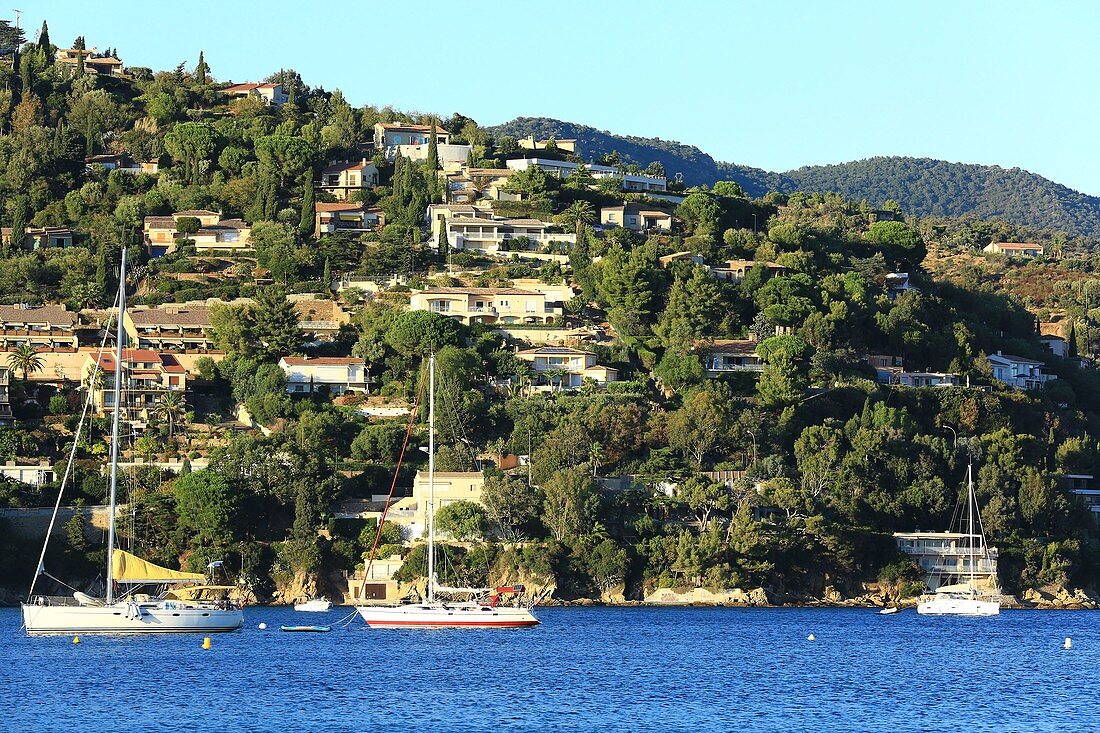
top-left (917, 461), bottom-right (1001, 617)
top-left (21, 249), bottom-right (244, 635)
top-left (356, 354), bottom-right (539, 629)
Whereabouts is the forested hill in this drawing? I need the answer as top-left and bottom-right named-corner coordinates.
top-left (489, 117), bottom-right (1100, 237)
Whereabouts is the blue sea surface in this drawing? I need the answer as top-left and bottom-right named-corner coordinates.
top-left (2, 606), bottom-right (1094, 732)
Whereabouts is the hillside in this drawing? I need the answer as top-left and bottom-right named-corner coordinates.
top-left (489, 117), bottom-right (1100, 237)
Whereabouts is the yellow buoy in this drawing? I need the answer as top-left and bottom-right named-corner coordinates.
top-left (202, 636), bottom-right (212, 650)
top-left (72, 636), bottom-right (80, 645)
top-left (1064, 636), bottom-right (1072, 650)
top-left (807, 633), bottom-right (816, 641)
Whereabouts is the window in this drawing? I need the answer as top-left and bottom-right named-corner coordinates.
top-left (498, 300), bottom-right (509, 309)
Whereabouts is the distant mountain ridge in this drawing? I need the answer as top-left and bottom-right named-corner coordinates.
top-left (487, 117), bottom-right (1100, 237)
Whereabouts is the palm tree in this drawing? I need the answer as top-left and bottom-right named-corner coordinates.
top-left (548, 367), bottom-right (570, 393)
top-left (9, 343), bottom-right (43, 382)
top-left (513, 361), bottom-right (534, 397)
top-left (153, 391), bottom-right (187, 439)
top-left (562, 200), bottom-right (596, 240)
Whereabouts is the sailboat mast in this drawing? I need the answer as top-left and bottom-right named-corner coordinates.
top-left (105, 248), bottom-right (127, 605)
top-left (427, 352), bottom-right (435, 604)
top-left (967, 460), bottom-right (975, 596)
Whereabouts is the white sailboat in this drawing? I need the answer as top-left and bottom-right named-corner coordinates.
top-left (917, 462), bottom-right (1001, 617)
top-left (21, 250), bottom-right (244, 635)
top-left (356, 354), bottom-right (539, 629)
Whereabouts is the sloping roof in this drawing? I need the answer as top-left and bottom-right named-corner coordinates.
top-left (315, 202), bottom-right (365, 213)
top-left (293, 299), bottom-right (349, 324)
top-left (224, 82), bottom-right (280, 93)
top-left (419, 287), bottom-right (540, 296)
top-left (994, 242), bottom-right (1042, 250)
top-left (144, 216), bottom-right (177, 229)
top-left (0, 304), bottom-right (77, 326)
top-left (207, 219), bottom-right (249, 230)
top-left (127, 306), bottom-right (212, 327)
top-left (92, 349), bottom-right (166, 368)
top-left (989, 352), bottom-right (1046, 366)
top-left (516, 346), bottom-right (593, 356)
top-left (705, 339), bottom-right (759, 356)
top-left (176, 209), bottom-right (221, 218)
top-left (280, 356), bottom-right (364, 366)
top-left (322, 160), bottom-right (373, 173)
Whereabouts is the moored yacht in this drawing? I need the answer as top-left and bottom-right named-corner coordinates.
top-left (20, 250), bottom-right (243, 635)
top-left (356, 354), bottom-right (539, 629)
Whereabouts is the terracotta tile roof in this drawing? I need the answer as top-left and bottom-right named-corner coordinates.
top-left (705, 339), bottom-right (759, 355)
top-left (322, 160), bottom-right (373, 173)
top-left (0, 304), bottom-right (77, 326)
top-left (175, 209), bottom-right (221, 218)
top-left (315, 202), bottom-right (365, 212)
top-left (144, 216), bottom-right (177, 229)
top-left (517, 346), bottom-right (593, 356)
top-left (127, 306), bottom-right (212, 327)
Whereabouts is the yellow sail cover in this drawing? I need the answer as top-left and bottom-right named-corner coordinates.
top-left (112, 550), bottom-right (205, 584)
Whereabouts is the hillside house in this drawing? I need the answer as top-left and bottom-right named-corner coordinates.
top-left (1, 226), bottom-right (74, 250)
top-left (56, 48), bottom-right (125, 77)
top-left (866, 354), bottom-right (960, 387)
top-left (443, 216), bottom-right (574, 255)
top-left (382, 471), bottom-right (485, 539)
top-left (983, 242), bottom-right (1044, 258)
top-left (396, 142), bottom-right (472, 171)
top-left (446, 169), bottom-right (514, 203)
top-left (708, 259), bottom-right (788, 283)
top-left (893, 532), bottom-right (999, 592)
top-left (85, 153), bottom-right (142, 174)
top-left (223, 82), bottom-right (289, 107)
top-left (278, 356), bottom-right (369, 395)
top-left (987, 351), bottom-right (1052, 390)
top-left (600, 204), bottom-right (673, 232)
top-left (517, 135), bottom-right (578, 153)
top-left (315, 203), bottom-right (384, 236)
top-left (291, 297), bottom-right (351, 342)
top-left (320, 159), bottom-right (379, 201)
top-left (659, 251), bottom-right (705, 268)
top-left (144, 211), bottom-right (250, 255)
top-left (123, 305), bottom-right (214, 352)
top-left (506, 157), bottom-right (667, 192)
top-left (700, 340), bottom-right (764, 376)
top-left (516, 346), bottom-right (618, 390)
top-left (409, 287), bottom-right (557, 325)
top-left (373, 122), bottom-right (450, 159)
top-left (0, 304), bottom-right (79, 350)
top-left (82, 350), bottom-right (187, 431)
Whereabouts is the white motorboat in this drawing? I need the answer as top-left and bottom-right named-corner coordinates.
top-left (917, 462), bottom-right (1001, 617)
top-left (20, 250), bottom-right (243, 635)
top-left (878, 606), bottom-right (900, 615)
top-left (356, 354), bottom-right (539, 629)
top-left (294, 597), bottom-right (333, 612)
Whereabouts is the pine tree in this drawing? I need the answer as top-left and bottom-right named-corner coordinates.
top-left (195, 50), bottom-right (209, 85)
top-left (299, 172), bottom-right (315, 237)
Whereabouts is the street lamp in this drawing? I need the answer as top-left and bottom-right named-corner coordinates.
top-left (746, 429), bottom-right (757, 466)
top-left (751, 213), bottom-right (758, 235)
top-left (941, 424), bottom-right (957, 449)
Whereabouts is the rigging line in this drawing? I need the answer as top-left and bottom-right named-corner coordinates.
top-left (26, 289), bottom-right (121, 601)
top-left (358, 376), bottom-right (427, 600)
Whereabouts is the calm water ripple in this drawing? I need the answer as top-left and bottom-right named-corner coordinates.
top-left (2, 606), bottom-right (1096, 732)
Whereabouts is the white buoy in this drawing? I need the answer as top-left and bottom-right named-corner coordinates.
top-left (258, 622), bottom-right (267, 630)
top-left (807, 633), bottom-right (816, 641)
top-left (1064, 636), bottom-right (1072, 650)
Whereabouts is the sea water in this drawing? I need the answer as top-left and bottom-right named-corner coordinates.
top-left (2, 606), bottom-right (1094, 732)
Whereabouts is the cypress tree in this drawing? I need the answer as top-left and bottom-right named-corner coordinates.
top-left (95, 245), bottom-right (109, 295)
top-left (74, 52), bottom-right (84, 78)
top-left (37, 20), bottom-right (49, 51)
top-left (85, 116), bottom-right (96, 156)
top-left (299, 172), bottom-right (315, 236)
top-left (427, 121), bottom-right (439, 171)
top-left (322, 257), bottom-right (331, 295)
top-left (9, 196), bottom-right (27, 251)
top-left (1068, 320), bottom-right (1079, 358)
top-left (195, 51), bottom-right (208, 84)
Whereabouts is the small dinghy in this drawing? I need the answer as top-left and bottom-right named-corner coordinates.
top-left (879, 607), bottom-right (900, 615)
top-left (280, 625), bottom-right (332, 633)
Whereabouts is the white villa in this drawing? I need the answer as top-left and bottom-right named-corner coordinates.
top-left (505, 158), bottom-right (667, 193)
top-left (515, 346), bottom-right (618, 390)
top-left (893, 531), bottom-right (999, 592)
top-left (409, 287), bottom-right (558, 325)
top-left (700, 340), bottom-right (764, 376)
top-left (278, 356), bottom-right (369, 395)
top-left (987, 351), bottom-right (1051, 391)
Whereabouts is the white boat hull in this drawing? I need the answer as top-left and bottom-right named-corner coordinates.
top-left (357, 603), bottom-right (539, 629)
top-left (917, 598), bottom-right (1000, 616)
top-left (293, 599), bottom-right (333, 612)
top-left (21, 602), bottom-right (244, 635)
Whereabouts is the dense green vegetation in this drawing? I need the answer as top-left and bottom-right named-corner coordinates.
top-left (1, 28), bottom-right (1099, 605)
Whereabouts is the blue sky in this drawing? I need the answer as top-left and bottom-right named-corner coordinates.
top-left (26, 1), bottom-right (1100, 194)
